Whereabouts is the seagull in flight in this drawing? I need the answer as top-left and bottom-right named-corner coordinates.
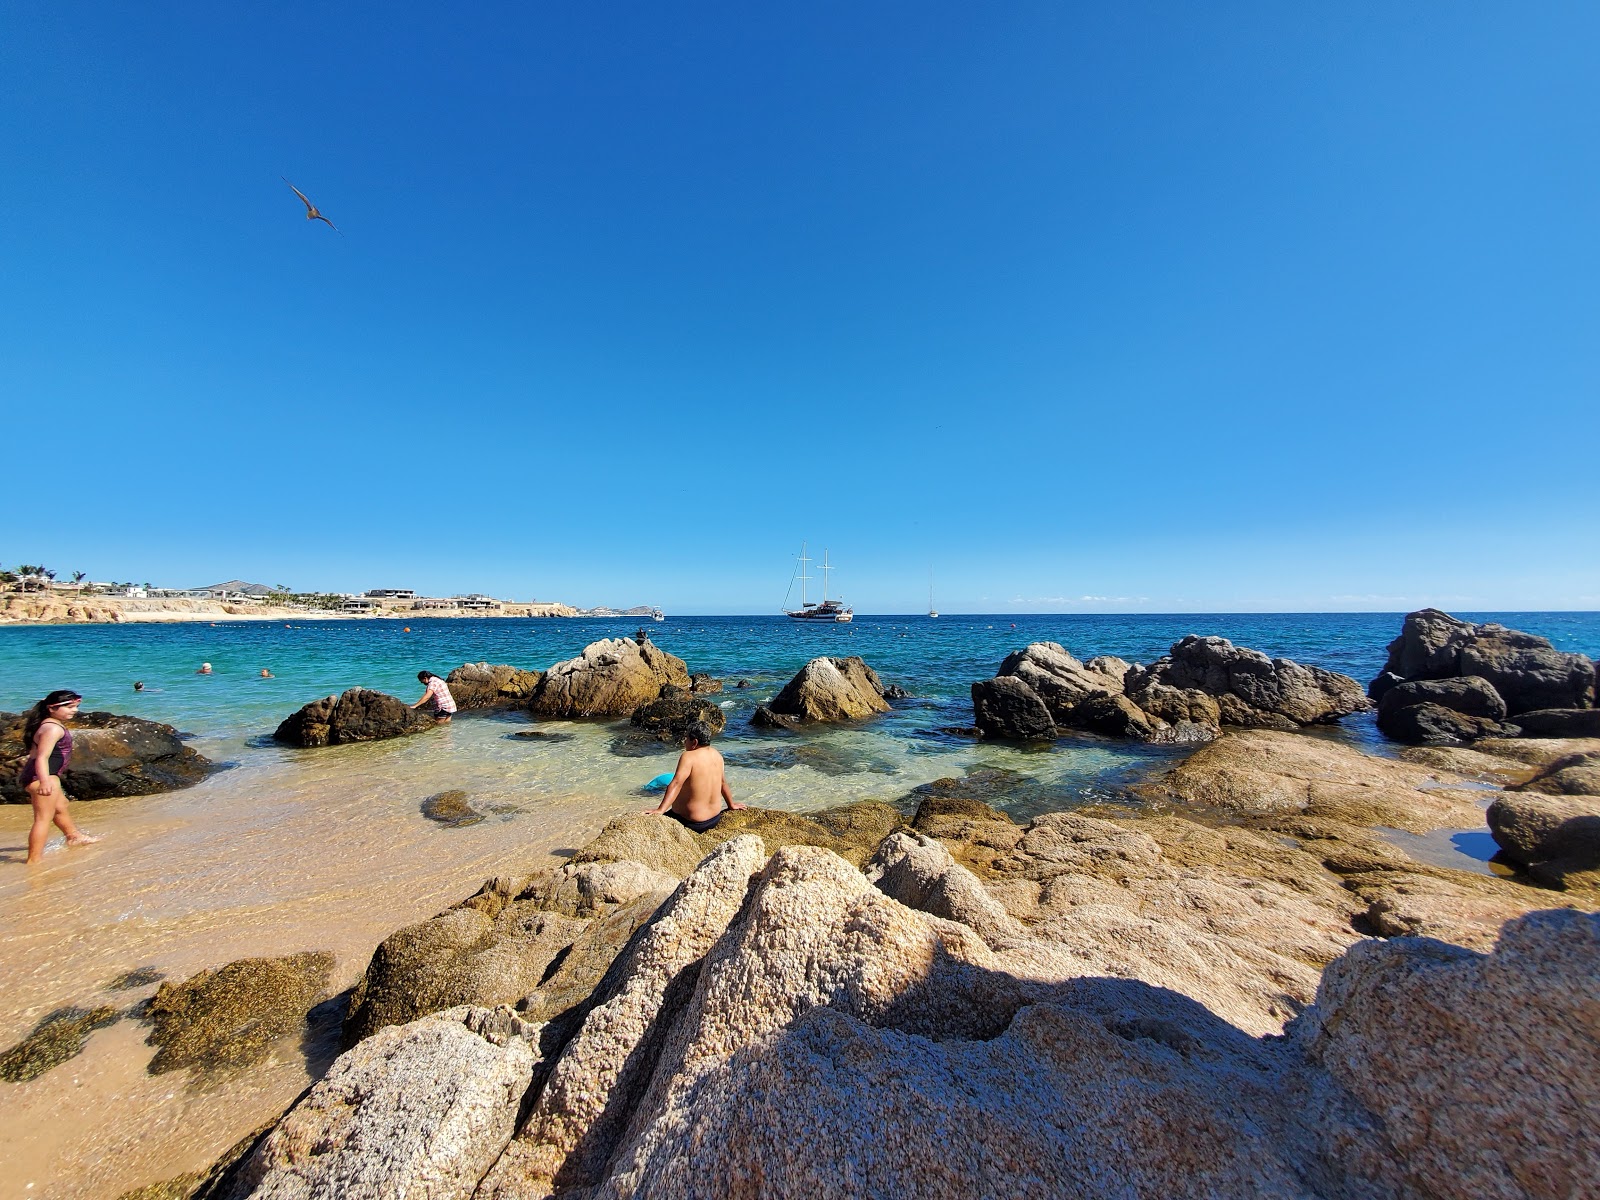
top-left (283, 178), bottom-right (341, 234)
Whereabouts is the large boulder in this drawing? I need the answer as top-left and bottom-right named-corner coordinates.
top-left (273, 689), bottom-right (436, 747)
top-left (0, 710), bottom-right (214, 803)
top-left (444, 662), bottom-right (544, 710)
top-left (229, 1006), bottom-right (536, 1200)
top-left (987, 642), bottom-right (1192, 740)
top-left (996, 642), bottom-right (1126, 714)
top-left (765, 657), bottom-right (891, 723)
top-left (1370, 609), bottom-right (1595, 715)
top-left (528, 638), bottom-right (690, 718)
top-left (970, 676), bottom-right (1056, 741)
top-left (629, 692), bottom-right (727, 741)
top-left (1487, 792), bottom-right (1600, 888)
top-left (1378, 675), bottom-right (1508, 722)
top-left (1514, 709), bottom-right (1600, 738)
top-left (1377, 701), bottom-right (1510, 745)
top-left (1513, 751), bottom-right (1600, 798)
top-left (1124, 635), bottom-right (1370, 730)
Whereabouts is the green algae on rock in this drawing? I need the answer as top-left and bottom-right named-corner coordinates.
top-left (0, 1005), bottom-right (121, 1082)
top-left (144, 951), bottom-right (334, 1074)
top-left (421, 789), bottom-right (485, 828)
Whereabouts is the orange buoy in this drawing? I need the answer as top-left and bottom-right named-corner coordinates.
top-left (404, 626), bottom-right (411, 632)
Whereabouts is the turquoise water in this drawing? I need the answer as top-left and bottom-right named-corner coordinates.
top-left (4, 610), bottom-right (1597, 811)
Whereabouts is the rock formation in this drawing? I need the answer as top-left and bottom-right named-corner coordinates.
top-left (222, 814), bottom-right (1599, 1200)
top-left (528, 639), bottom-right (691, 719)
top-left (272, 688), bottom-right (437, 747)
top-left (761, 656), bottom-right (892, 723)
top-left (1370, 608), bottom-right (1595, 716)
top-left (629, 690), bottom-right (727, 741)
top-left (970, 637), bottom-right (1365, 742)
top-left (444, 662), bottom-right (545, 710)
top-left (1124, 635), bottom-right (1370, 730)
top-left (0, 710), bottom-right (213, 803)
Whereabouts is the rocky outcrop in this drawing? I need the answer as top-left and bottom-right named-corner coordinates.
top-left (1377, 700), bottom-right (1510, 745)
top-left (229, 1006), bottom-right (536, 1200)
top-left (1370, 608), bottom-right (1596, 715)
top-left (528, 639), bottom-right (690, 719)
top-left (144, 952), bottom-right (334, 1074)
top-left (763, 656), bottom-right (891, 723)
top-left (272, 689), bottom-right (436, 747)
top-left (629, 691), bottom-right (727, 741)
top-left (0, 710), bottom-right (214, 803)
top-left (970, 675), bottom-right (1055, 740)
top-left (1487, 792), bottom-right (1600, 889)
top-left (444, 662), bottom-right (544, 710)
top-left (1125, 635), bottom-right (1370, 730)
top-left (1515, 708), bottom-right (1600, 738)
top-left (688, 674), bottom-right (723, 695)
top-left (997, 641), bottom-right (1127, 714)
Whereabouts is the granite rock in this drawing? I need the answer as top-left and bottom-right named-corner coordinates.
top-left (528, 639), bottom-right (691, 719)
top-left (444, 662), bottom-right (545, 710)
top-left (971, 676), bottom-right (1056, 741)
top-left (765, 657), bottom-right (891, 723)
top-left (1125, 635), bottom-right (1370, 729)
top-left (0, 710), bottom-right (213, 803)
top-left (273, 689), bottom-right (435, 748)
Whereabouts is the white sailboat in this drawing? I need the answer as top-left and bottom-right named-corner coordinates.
top-left (783, 542), bottom-right (853, 622)
top-left (929, 568), bottom-right (938, 619)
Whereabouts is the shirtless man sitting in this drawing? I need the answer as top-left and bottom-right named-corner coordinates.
top-left (643, 721), bottom-right (744, 833)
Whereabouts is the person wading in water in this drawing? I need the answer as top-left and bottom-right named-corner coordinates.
top-left (17, 690), bottom-right (100, 864)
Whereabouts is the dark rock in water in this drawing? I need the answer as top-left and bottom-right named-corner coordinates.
top-left (751, 705), bottom-right (802, 732)
top-left (907, 767), bottom-right (1038, 810)
top-left (630, 694), bottom-right (727, 741)
top-left (509, 729), bottom-right (574, 743)
top-left (273, 689), bottom-right (435, 748)
top-left (689, 674), bottom-right (724, 695)
top-left (971, 676), bottom-right (1056, 741)
top-left (767, 657), bottom-right (892, 723)
top-left (108, 966), bottom-right (165, 991)
top-left (932, 725), bottom-right (981, 739)
top-left (1377, 677), bottom-right (1507, 733)
top-left (144, 951), bottom-right (335, 1074)
top-left (444, 662), bottom-right (545, 711)
top-left (528, 638), bottom-right (690, 719)
top-left (881, 683), bottom-right (911, 700)
top-left (1370, 609), bottom-right (1595, 715)
top-left (724, 741), bottom-right (896, 777)
top-left (1513, 709), bottom-right (1600, 738)
top-left (422, 790), bottom-right (484, 828)
top-left (1487, 791), bottom-right (1600, 889)
top-left (607, 730), bottom-right (681, 759)
top-left (735, 679), bottom-right (750, 689)
top-left (1377, 702), bottom-right (1508, 745)
top-left (1125, 635), bottom-right (1370, 729)
top-left (0, 710), bottom-right (214, 803)
top-left (0, 1005), bottom-right (121, 1082)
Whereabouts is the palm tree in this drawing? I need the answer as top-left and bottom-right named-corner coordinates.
top-left (72, 570), bottom-right (86, 595)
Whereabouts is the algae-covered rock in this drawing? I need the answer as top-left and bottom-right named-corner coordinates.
top-left (144, 951), bottom-right (334, 1073)
top-left (272, 689), bottom-right (435, 748)
top-left (629, 693), bottom-right (727, 741)
top-left (0, 1005), bottom-right (120, 1082)
top-left (421, 789), bottom-right (485, 828)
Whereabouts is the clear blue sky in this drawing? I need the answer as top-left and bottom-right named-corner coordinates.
top-left (3, 2), bottom-right (1596, 613)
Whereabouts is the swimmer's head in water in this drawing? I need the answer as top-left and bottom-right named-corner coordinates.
top-left (684, 721), bottom-right (713, 748)
top-left (198, 663), bottom-right (212, 673)
top-left (134, 681), bottom-right (144, 691)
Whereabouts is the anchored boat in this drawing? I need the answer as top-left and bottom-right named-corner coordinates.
top-left (783, 542), bottom-right (853, 622)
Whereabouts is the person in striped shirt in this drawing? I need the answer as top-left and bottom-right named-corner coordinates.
top-left (412, 670), bottom-right (458, 722)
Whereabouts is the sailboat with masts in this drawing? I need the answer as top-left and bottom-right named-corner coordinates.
top-left (929, 568), bottom-right (938, 618)
top-left (783, 542), bottom-right (853, 622)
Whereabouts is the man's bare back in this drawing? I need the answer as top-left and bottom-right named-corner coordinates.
top-left (644, 725), bottom-right (744, 831)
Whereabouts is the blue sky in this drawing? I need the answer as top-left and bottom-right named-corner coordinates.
top-left (3, 2), bottom-right (1596, 613)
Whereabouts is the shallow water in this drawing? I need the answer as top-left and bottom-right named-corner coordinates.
top-left (1, 612), bottom-right (1596, 1196)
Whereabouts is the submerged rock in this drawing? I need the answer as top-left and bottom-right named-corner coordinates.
top-left (272, 689), bottom-right (435, 748)
top-left (0, 1005), bottom-right (120, 1083)
top-left (528, 638), bottom-right (690, 719)
top-left (144, 952), bottom-right (334, 1075)
top-left (765, 656), bottom-right (892, 723)
top-left (444, 662), bottom-right (545, 710)
top-left (1370, 608), bottom-right (1596, 715)
top-left (0, 710), bottom-right (213, 803)
top-left (422, 789), bottom-right (485, 828)
top-left (689, 674), bottom-right (723, 695)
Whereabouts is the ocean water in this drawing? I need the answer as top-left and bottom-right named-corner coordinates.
top-left (2, 611), bottom-right (1598, 1198)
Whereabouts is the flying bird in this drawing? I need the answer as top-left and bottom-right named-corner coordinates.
top-left (283, 178), bottom-right (341, 234)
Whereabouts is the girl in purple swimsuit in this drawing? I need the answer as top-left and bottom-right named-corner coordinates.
top-left (18, 690), bottom-right (99, 864)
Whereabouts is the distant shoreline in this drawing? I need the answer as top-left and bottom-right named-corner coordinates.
top-left (0, 594), bottom-right (579, 627)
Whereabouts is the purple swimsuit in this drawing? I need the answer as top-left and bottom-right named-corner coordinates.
top-left (18, 721), bottom-right (72, 787)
